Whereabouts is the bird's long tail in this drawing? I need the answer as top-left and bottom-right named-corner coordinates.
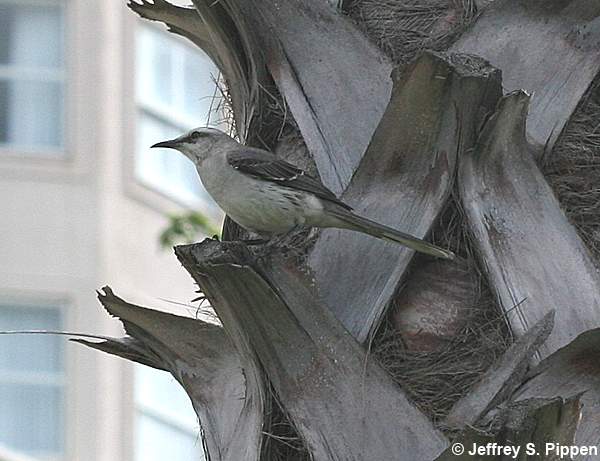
top-left (328, 209), bottom-right (455, 260)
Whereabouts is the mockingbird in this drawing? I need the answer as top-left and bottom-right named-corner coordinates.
top-left (152, 127), bottom-right (455, 260)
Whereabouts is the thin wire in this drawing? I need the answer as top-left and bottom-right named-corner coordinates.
top-left (0, 330), bottom-right (114, 341)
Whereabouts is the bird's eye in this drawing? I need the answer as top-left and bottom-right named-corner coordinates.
top-left (190, 131), bottom-right (207, 141)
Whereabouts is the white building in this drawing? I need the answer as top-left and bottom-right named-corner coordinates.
top-left (0, 1), bottom-right (221, 460)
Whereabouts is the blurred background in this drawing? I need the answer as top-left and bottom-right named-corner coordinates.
top-left (0, 0), bottom-right (225, 460)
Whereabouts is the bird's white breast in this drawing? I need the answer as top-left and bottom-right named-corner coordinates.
top-left (196, 155), bottom-right (324, 234)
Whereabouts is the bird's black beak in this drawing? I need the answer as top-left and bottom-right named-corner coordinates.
top-left (151, 139), bottom-right (178, 149)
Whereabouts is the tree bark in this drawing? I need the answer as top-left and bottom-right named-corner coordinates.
top-left (230, 0), bottom-right (393, 193)
top-left (460, 91), bottom-right (600, 360)
top-left (513, 327), bottom-right (600, 460)
top-left (77, 288), bottom-right (264, 461)
top-left (175, 241), bottom-right (449, 461)
top-left (444, 312), bottom-right (554, 429)
top-left (437, 396), bottom-right (582, 461)
top-left (73, 2), bottom-right (600, 460)
top-left (309, 51), bottom-right (501, 342)
top-left (451, 0), bottom-right (600, 152)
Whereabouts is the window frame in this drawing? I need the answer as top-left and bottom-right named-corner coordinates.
top-left (0, 0), bottom-right (68, 159)
top-left (0, 0), bottom-right (99, 185)
top-left (122, 20), bottom-right (223, 220)
top-left (0, 296), bottom-right (68, 461)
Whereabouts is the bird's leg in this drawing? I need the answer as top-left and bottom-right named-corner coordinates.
top-left (267, 225), bottom-right (305, 248)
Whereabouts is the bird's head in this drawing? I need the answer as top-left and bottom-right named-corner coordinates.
top-left (151, 127), bottom-right (236, 164)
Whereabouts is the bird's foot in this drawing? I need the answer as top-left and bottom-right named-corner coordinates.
top-left (261, 226), bottom-right (309, 260)
top-left (270, 225), bottom-right (305, 246)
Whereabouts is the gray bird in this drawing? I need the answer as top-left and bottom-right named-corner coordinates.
top-left (152, 127), bottom-right (455, 260)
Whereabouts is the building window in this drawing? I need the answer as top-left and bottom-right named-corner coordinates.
top-left (0, 0), bottom-right (65, 154)
top-left (135, 365), bottom-right (204, 461)
top-left (0, 305), bottom-right (65, 461)
top-left (135, 25), bottom-right (221, 209)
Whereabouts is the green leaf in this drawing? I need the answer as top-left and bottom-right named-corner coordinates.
top-left (159, 211), bottom-right (221, 249)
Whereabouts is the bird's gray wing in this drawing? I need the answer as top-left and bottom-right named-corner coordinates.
top-left (227, 149), bottom-right (352, 210)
